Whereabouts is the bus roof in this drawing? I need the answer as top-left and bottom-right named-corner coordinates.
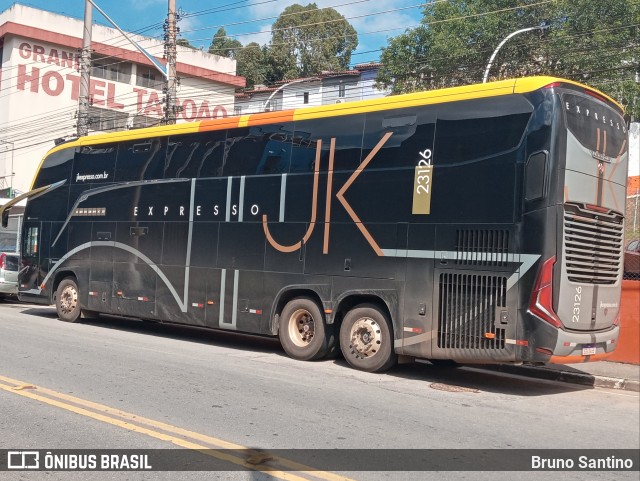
top-left (43, 76), bottom-right (622, 157)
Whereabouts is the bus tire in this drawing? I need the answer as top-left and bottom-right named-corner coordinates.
top-left (55, 277), bottom-right (81, 323)
top-left (279, 298), bottom-right (329, 361)
top-left (340, 304), bottom-right (397, 373)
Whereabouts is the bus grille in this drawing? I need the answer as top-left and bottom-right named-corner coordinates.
top-left (455, 229), bottom-right (509, 266)
top-left (437, 273), bottom-right (506, 350)
top-left (564, 211), bottom-right (623, 285)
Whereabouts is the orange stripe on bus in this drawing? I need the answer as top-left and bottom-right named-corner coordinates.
top-left (246, 110), bottom-right (295, 126)
top-left (198, 117), bottom-right (241, 132)
top-left (549, 353), bottom-right (611, 364)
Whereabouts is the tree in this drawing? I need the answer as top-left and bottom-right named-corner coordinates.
top-left (269, 3), bottom-right (358, 80)
top-left (377, 0), bottom-right (639, 118)
top-left (208, 27), bottom-right (242, 59)
top-left (236, 42), bottom-right (273, 88)
top-left (176, 38), bottom-right (194, 48)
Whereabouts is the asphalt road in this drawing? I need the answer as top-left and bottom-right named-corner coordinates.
top-left (0, 299), bottom-right (638, 481)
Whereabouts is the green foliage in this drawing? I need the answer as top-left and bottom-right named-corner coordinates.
top-left (176, 38), bottom-right (194, 49)
top-left (377, 0), bottom-right (639, 118)
top-left (236, 43), bottom-right (273, 88)
top-left (208, 27), bottom-right (242, 59)
top-left (269, 3), bottom-right (358, 80)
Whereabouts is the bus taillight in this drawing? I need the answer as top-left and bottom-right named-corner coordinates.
top-left (0, 253), bottom-right (5, 269)
top-left (529, 256), bottom-right (563, 328)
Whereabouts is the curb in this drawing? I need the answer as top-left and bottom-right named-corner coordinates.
top-left (478, 364), bottom-right (640, 392)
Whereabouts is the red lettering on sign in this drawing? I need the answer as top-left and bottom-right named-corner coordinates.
top-left (18, 43), bottom-right (31, 60)
top-left (90, 79), bottom-right (106, 106)
top-left (197, 101), bottom-right (211, 120)
top-left (42, 71), bottom-right (64, 96)
top-left (17, 65), bottom-right (40, 93)
top-left (144, 92), bottom-right (163, 117)
top-left (212, 105), bottom-right (227, 119)
top-left (32, 45), bottom-right (46, 63)
top-left (107, 83), bottom-right (124, 110)
top-left (47, 49), bottom-right (60, 66)
top-left (61, 51), bottom-right (76, 69)
top-left (182, 99), bottom-right (196, 120)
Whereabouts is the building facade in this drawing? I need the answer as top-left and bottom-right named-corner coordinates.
top-left (234, 63), bottom-right (388, 116)
top-left (0, 4), bottom-right (245, 193)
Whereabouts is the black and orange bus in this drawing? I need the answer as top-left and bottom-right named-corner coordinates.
top-left (2, 76), bottom-right (629, 372)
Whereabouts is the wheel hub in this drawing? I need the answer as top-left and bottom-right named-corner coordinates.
top-left (350, 317), bottom-right (382, 358)
top-left (288, 309), bottom-right (315, 347)
top-left (60, 286), bottom-right (78, 315)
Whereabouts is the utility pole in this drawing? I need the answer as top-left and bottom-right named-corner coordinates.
top-left (77, 0), bottom-right (93, 136)
top-left (164, 0), bottom-right (178, 124)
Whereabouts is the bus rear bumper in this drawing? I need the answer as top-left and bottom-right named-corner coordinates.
top-left (542, 325), bottom-right (619, 364)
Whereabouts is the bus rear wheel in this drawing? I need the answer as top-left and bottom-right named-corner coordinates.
top-left (279, 298), bottom-right (329, 361)
top-left (340, 304), bottom-right (397, 373)
top-left (55, 277), bottom-right (81, 323)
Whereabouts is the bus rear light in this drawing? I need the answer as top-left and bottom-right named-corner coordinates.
top-left (484, 332), bottom-right (495, 339)
top-left (529, 256), bottom-right (563, 328)
top-left (0, 253), bottom-right (5, 269)
top-left (544, 82), bottom-right (562, 89)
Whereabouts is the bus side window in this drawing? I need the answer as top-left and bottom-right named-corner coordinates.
top-left (73, 144), bottom-right (117, 185)
top-left (292, 116), bottom-right (365, 172)
top-left (256, 136), bottom-right (292, 175)
top-left (362, 108), bottom-right (436, 170)
top-left (115, 138), bottom-right (167, 181)
top-left (289, 135), bottom-right (320, 173)
top-left (222, 129), bottom-right (265, 176)
top-left (434, 96), bottom-right (533, 164)
top-left (525, 151), bottom-right (548, 201)
top-left (25, 226), bottom-right (38, 255)
top-left (167, 132), bottom-right (225, 179)
top-left (33, 147), bottom-right (75, 188)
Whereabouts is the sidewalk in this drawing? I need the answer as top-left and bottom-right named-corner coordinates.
top-left (483, 361), bottom-right (640, 392)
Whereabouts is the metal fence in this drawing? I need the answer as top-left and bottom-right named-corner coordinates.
top-left (624, 192), bottom-right (640, 281)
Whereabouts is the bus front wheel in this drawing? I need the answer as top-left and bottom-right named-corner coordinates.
top-left (55, 277), bottom-right (81, 323)
top-left (279, 298), bottom-right (329, 361)
top-left (340, 304), bottom-right (397, 373)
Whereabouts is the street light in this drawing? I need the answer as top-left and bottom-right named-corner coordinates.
top-left (483, 25), bottom-right (549, 83)
top-left (0, 139), bottom-right (15, 195)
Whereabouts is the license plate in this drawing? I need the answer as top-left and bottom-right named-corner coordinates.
top-left (582, 345), bottom-right (597, 356)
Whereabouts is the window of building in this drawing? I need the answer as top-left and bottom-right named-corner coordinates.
top-left (91, 56), bottom-right (132, 83)
top-left (88, 106), bottom-right (128, 133)
top-left (338, 84), bottom-right (346, 98)
top-left (234, 105), bottom-right (242, 116)
top-left (303, 92), bottom-right (309, 104)
top-left (136, 65), bottom-right (163, 89)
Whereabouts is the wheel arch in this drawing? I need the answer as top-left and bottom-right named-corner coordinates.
top-left (50, 269), bottom-right (77, 304)
top-left (270, 286), bottom-right (327, 335)
top-left (333, 293), bottom-right (395, 335)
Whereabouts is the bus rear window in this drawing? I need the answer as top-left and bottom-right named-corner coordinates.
top-left (563, 93), bottom-right (627, 162)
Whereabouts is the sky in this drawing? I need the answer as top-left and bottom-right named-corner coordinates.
top-left (0, 0), bottom-right (426, 65)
